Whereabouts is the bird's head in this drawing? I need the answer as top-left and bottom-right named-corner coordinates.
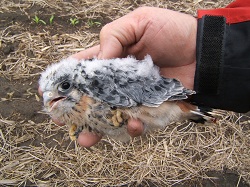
top-left (39, 58), bottom-right (82, 117)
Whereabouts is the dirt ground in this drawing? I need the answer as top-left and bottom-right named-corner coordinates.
top-left (0, 0), bottom-right (250, 186)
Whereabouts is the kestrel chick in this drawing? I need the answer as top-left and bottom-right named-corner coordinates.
top-left (39, 55), bottom-right (215, 142)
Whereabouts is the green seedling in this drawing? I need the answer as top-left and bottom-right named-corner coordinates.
top-left (86, 19), bottom-right (101, 28)
top-left (49, 15), bottom-right (54, 24)
top-left (70, 18), bottom-right (79, 26)
top-left (32, 15), bottom-right (40, 24)
top-left (32, 15), bottom-right (46, 25)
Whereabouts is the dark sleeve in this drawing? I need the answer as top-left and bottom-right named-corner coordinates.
top-left (191, 0), bottom-right (250, 113)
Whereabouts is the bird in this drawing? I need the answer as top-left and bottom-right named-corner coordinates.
top-left (39, 55), bottom-right (217, 142)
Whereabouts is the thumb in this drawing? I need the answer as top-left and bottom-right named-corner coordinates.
top-left (98, 35), bottom-right (124, 59)
top-left (97, 24), bottom-right (125, 59)
top-left (97, 10), bottom-right (144, 59)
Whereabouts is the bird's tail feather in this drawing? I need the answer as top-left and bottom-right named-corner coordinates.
top-left (189, 106), bottom-right (226, 123)
top-left (176, 101), bottom-right (225, 124)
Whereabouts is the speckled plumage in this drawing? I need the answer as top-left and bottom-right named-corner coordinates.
top-left (39, 55), bottom-right (214, 141)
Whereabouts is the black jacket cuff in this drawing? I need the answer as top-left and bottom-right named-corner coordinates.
top-left (191, 15), bottom-right (250, 113)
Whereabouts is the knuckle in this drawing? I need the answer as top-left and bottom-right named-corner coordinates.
top-left (134, 6), bottom-right (151, 14)
top-left (100, 23), bottom-right (112, 35)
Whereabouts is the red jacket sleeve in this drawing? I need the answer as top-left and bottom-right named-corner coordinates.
top-left (198, 0), bottom-right (250, 24)
top-left (191, 0), bottom-right (250, 113)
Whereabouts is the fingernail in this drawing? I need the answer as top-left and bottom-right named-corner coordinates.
top-left (52, 117), bottom-right (65, 126)
top-left (38, 87), bottom-right (43, 96)
top-left (97, 51), bottom-right (103, 59)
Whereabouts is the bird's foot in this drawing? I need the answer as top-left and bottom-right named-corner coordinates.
top-left (69, 124), bottom-right (83, 141)
top-left (111, 110), bottom-right (123, 127)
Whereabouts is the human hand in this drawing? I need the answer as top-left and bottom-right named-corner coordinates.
top-left (47, 7), bottom-right (197, 147)
top-left (74, 7), bottom-right (197, 89)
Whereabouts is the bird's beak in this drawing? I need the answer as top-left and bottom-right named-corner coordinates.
top-left (43, 91), bottom-right (66, 112)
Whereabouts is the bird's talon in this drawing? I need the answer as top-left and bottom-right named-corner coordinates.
top-left (116, 110), bottom-right (123, 123)
top-left (69, 124), bottom-right (78, 141)
top-left (111, 110), bottom-right (123, 127)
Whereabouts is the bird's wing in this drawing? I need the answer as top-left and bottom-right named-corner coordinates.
top-left (76, 56), bottom-right (194, 108)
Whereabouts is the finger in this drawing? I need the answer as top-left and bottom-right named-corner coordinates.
top-left (98, 28), bottom-right (124, 59)
top-left (71, 45), bottom-right (100, 60)
top-left (38, 87), bottom-right (43, 96)
top-left (98, 10), bottom-right (146, 59)
top-left (77, 131), bottom-right (102, 148)
top-left (127, 118), bottom-right (144, 137)
top-left (51, 117), bottom-right (65, 126)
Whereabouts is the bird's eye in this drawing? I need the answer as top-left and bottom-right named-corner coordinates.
top-left (59, 81), bottom-right (72, 92)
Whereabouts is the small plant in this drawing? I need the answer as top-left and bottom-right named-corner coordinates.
top-left (49, 15), bottom-right (54, 24)
top-left (70, 18), bottom-right (79, 26)
top-left (32, 15), bottom-right (46, 25)
top-left (86, 19), bottom-right (101, 28)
